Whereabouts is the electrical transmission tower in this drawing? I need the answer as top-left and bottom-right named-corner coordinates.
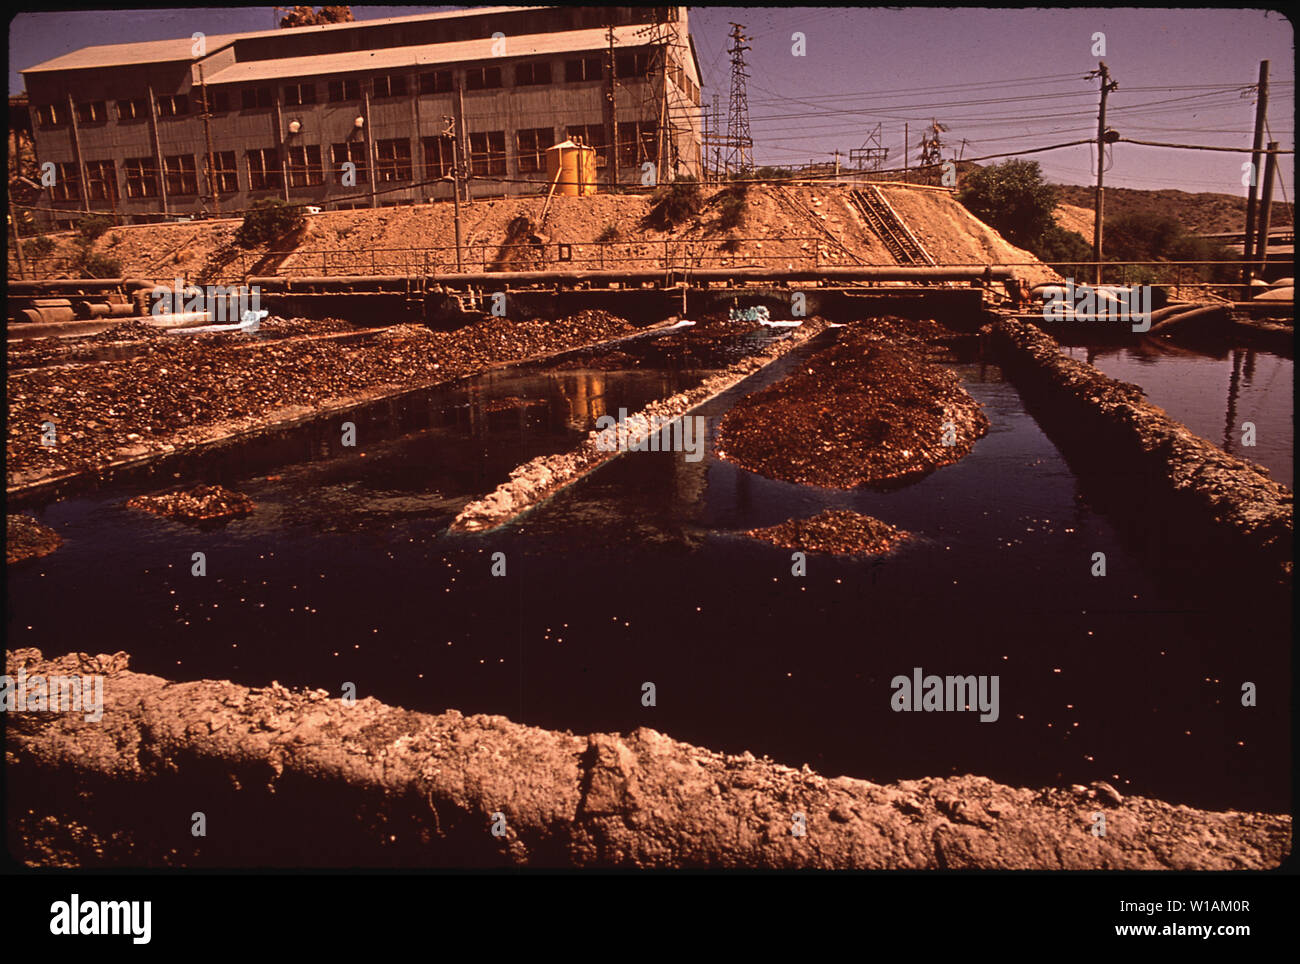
top-left (632, 10), bottom-right (692, 180)
top-left (919, 119), bottom-right (947, 167)
top-left (724, 22), bottom-right (753, 177)
top-left (849, 122), bottom-right (889, 173)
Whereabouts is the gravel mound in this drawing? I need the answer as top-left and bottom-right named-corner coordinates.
top-left (745, 509), bottom-right (909, 556)
top-left (717, 323), bottom-right (989, 488)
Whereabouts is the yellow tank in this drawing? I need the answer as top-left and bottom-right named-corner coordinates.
top-left (546, 140), bottom-right (597, 197)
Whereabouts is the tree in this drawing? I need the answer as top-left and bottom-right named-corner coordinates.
top-left (234, 199), bottom-right (305, 248)
top-left (957, 160), bottom-right (1058, 250)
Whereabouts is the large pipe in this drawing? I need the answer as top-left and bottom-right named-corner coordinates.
top-left (7, 278), bottom-right (162, 294)
top-left (249, 265), bottom-right (1014, 291)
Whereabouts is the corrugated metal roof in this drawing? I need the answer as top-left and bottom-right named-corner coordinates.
top-left (200, 25), bottom-right (649, 86)
top-left (22, 7), bottom-right (531, 73)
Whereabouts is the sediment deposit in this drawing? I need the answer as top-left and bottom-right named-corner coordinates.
top-left (6, 648), bottom-right (1289, 869)
top-left (717, 323), bottom-right (989, 487)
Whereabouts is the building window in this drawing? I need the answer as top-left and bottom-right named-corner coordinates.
top-left (617, 121), bottom-right (658, 167)
top-left (373, 74), bottom-right (408, 98)
top-left (566, 124), bottom-right (609, 167)
top-left (667, 57), bottom-right (683, 89)
top-left (201, 89), bottom-right (230, 113)
top-left (247, 148), bottom-right (282, 190)
top-left (76, 100), bottom-right (108, 124)
top-left (514, 61), bottom-right (552, 86)
top-left (116, 99), bottom-right (148, 122)
top-left (331, 142), bottom-right (368, 184)
top-left (283, 83), bottom-right (316, 106)
top-left (34, 104), bottom-right (67, 127)
top-left (124, 157), bottom-right (159, 198)
top-left (241, 87), bottom-right (274, 110)
top-left (50, 162), bottom-right (80, 201)
top-left (156, 94), bottom-right (188, 117)
top-left (615, 51), bottom-right (651, 79)
top-left (375, 139), bottom-right (412, 182)
top-left (85, 160), bottom-right (118, 201)
top-left (422, 136), bottom-right (455, 179)
top-left (286, 145), bottom-right (324, 187)
top-left (164, 154), bottom-right (198, 195)
top-left (564, 56), bottom-right (603, 83)
top-left (468, 131), bottom-right (506, 176)
top-left (328, 78), bottom-right (361, 102)
top-left (207, 151), bottom-right (238, 193)
top-left (464, 66), bottom-right (502, 91)
top-left (516, 127), bottom-right (554, 174)
top-left (419, 70), bottom-right (453, 95)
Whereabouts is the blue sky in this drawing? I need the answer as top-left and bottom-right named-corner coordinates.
top-left (9, 5), bottom-right (1295, 196)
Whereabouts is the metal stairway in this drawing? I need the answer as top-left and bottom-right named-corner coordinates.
top-left (847, 186), bottom-right (936, 267)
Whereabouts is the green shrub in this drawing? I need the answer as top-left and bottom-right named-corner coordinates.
top-left (717, 191), bottom-right (747, 231)
top-left (646, 175), bottom-right (702, 230)
top-left (24, 235), bottom-right (56, 258)
top-left (76, 215), bottom-right (113, 245)
top-left (75, 252), bottom-right (122, 278)
top-left (234, 199), bottom-right (306, 249)
top-left (596, 223), bottom-right (621, 242)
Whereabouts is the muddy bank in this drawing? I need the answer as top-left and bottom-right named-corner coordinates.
top-left (451, 319), bottom-right (830, 532)
top-left (716, 322), bottom-right (990, 488)
top-left (985, 319), bottom-right (1292, 583)
top-left (745, 509), bottom-right (909, 556)
top-left (7, 515), bottom-right (62, 564)
top-left (6, 648), bottom-right (1289, 869)
top-left (7, 310), bottom-right (638, 495)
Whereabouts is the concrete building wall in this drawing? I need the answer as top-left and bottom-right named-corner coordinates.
top-left (21, 6), bottom-right (703, 230)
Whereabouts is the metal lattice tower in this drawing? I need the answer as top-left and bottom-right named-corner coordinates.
top-left (919, 119), bottom-right (948, 176)
top-left (849, 122), bottom-right (889, 172)
top-left (724, 22), bottom-right (753, 176)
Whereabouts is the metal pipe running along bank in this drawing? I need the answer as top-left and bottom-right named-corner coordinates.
top-left (246, 265), bottom-right (1016, 291)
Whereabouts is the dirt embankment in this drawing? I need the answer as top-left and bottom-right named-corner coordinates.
top-left (7, 648), bottom-right (1289, 869)
top-left (986, 319), bottom-right (1293, 583)
top-left (6, 311), bottom-right (636, 492)
top-left (13, 184), bottom-right (1061, 283)
top-left (717, 321), bottom-right (990, 488)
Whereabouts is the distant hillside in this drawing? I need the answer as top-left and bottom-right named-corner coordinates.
top-left (1051, 184), bottom-right (1293, 236)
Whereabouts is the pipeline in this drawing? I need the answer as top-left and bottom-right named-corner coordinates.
top-left (249, 265), bottom-right (1014, 291)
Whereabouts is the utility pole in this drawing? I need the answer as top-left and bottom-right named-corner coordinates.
top-left (10, 195), bottom-right (28, 280)
top-left (456, 82), bottom-right (470, 204)
top-left (443, 114), bottom-right (463, 272)
top-left (607, 25), bottom-right (619, 190)
top-left (198, 65), bottom-right (220, 216)
top-left (1242, 60), bottom-right (1269, 295)
top-left (903, 123), bottom-right (908, 183)
top-left (833, 149), bottom-right (841, 180)
top-left (1254, 140), bottom-right (1278, 281)
top-left (1088, 61), bottom-right (1118, 285)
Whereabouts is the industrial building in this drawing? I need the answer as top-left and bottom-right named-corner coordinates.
top-left (19, 5), bottom-right (704, 229)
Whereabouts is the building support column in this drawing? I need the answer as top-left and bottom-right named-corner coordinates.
top-left (146, 84), bottom-right (170, 218)
top-left (66, 93), bottom-right (90, 214)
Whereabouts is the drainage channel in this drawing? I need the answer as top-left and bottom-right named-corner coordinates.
top-left (8, 323), bottom-right (1287, 816)
top-left (1059, 342), bottom-right (1293, 488)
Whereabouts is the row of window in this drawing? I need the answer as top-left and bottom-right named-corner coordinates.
top-left (44, 122), bottom-right (663, 200)
top-left (33, 53), bottom-right (700, 128)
